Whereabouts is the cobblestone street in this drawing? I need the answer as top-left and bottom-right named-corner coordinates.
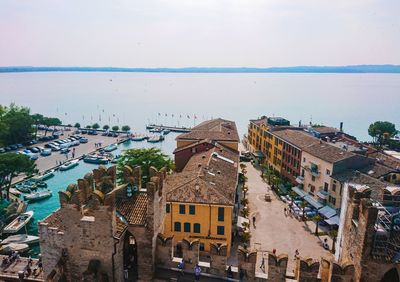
top-left (244, 159), bottom-right (333, 275)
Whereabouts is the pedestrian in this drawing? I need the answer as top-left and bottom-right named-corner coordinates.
top-left (227, 265), bottom-right (233, 278)
top-left (124, 267), bottom-right (128, 280)
top-left (194, 263), bottom-right (201, 281)
top-left (252, 215), bottom-right (256, 228)
top-left (284, 207), bottom-right (287, 216)
top-left (323, 238), bottom-right (329, 250)
top-left (260, 255), bottom-right (265, 272)
top-left (65, 153), bottom-right (68, 160)
top-left (294, 249), bottom-right (299, 259)
top-left (239, 268), bottom-right (245, 282)
top-left (177, 258), bottom-right (185, 276)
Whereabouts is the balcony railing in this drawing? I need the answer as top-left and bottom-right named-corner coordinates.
top-left (296, 176), bottom-right (304, 184)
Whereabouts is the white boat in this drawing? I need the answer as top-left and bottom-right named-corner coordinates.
top-left (147, 135), bottom-right (165, 143)
top-left (24, 190), bottom-right (52, 203)
top-left (132, 135), bottom-right (146, 141)
top-left (31, 170), bottom-right (55, 182)
top-left (103, 144), bottom-right (118, 152)
top-left (1, 234), bottom-right (39, 245)
top-left (3, 211), bottom-right (34, 234)
top-left (9, 188), bottom-right (21, 196)
top-left (0, 243), bottom-right (29, 254)
top-left (59, 159), bottom-right (79, 171)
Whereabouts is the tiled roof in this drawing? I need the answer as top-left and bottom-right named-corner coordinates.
top-left (312, 126), bottom-right (339, 134)
top-left (114, 216), bottom-right (128, 239)
top-left (116, 193), bottom-right (148, 226)
top-left (368, 151), bottom-right (400, 170)
top-left (250, 117), bottom-right (268, 127)
top-left (358, 163), bottom-right (395, 179)
top-left (272, 129), bottom-right (319, 149)
top-left (303, 141), bottom-right (355, 163)
top-left (331, 170), bottom-right (387, 201)
top-left (176, 118), bottom-right (239, 142)
top-left (41, 209), bottom-right (64, 230)
top-left (166, 145), bottom-right (239, 205)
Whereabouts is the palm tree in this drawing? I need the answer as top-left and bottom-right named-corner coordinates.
top-left (329, 230), bottom-right (338, 253)
top-left (312, 214), bottom-right (323, 235)
top-left (300, 202), bottom-right (308, 221)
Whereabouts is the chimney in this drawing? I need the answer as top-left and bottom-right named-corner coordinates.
top-left (340, 122), bottom-right (343, 132)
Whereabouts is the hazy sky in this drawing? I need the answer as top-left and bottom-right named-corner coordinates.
top-left (1, 0), bottom-right (399, 67)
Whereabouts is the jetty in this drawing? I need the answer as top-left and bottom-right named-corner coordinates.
top-left (0, 255), bottom-right (43, 281)
top-left (146, 124), bottom-right (190, 133)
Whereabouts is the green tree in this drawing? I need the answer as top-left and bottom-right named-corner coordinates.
top-left (86, 125), bottom-right (92, 129)
top-left (74, 122), bottom-right (81, 128)
top-left (0, 104), bottom-right (34, 145)
top-left (368, 121), bottom-right (397, 144)
top-left (42, 117), bottom-right (62, 136)
top-left (300, 202), bottom-right (308, 221)
top-left (0, 153), bottom-right (37, 200)
top-left (121, 125), bottom-right (131, 132)
top-left (92, 123), bottom-right (100, 130)
top-left (112, 125), bottom-right (119, 131)
top-left (312, 214), bottom-right (323, 235)
top-left (31, 113), bottom-right (44, 139)
top-left (329, 230), bottom-right (338, 253)
top-left (103, 125), bottom-right (110, 131)
top-left (117, 148), bottom-right (173, 184)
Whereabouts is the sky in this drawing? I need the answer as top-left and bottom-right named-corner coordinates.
top-left (1, 0), bottom-right (400, 67)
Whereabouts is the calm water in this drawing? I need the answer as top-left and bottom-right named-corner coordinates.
top-left (0, 72), bottom-right (399, 141)
top-left (23, 133), bottom-right (178, 256)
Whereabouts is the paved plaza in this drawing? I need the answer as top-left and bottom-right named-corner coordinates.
top-left (244, 160), bottom-right (333, 275)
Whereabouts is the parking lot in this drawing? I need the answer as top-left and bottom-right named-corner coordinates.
top-left (6, 128), bottom-right (122, 183)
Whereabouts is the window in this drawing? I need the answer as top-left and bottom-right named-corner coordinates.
top-left (189, 205), bottom-right (195, 215)
top-left (324, 182), bottom-right (329, 192)
top-left (191, 147), bottom-right (197, 153)
top-left (326, 169), bottom-right (331, 176)
top-left (218, 207), bottom-right (225, 221)
top-left (184, 222), bottom-right (191, 232)
top-left (179, 205), bottom-right (185, 214)
top-left (312, 175), bottom-right (316, 182)
top-left (301, 169), bottom-right (305, 177)
top-left (303, 157), bottom-right (306, 162)
top-left (329, 196), bottom-right (337, 206)
top-left (194, 223), bottom-right (201, 233)
top-left (174, 222), bottom-right (181, 232)
top-left (166, 204), bottom-right (170, 213)
top-left (199, 243), bottom-right (205, 251)
top-left (332, 184), bottom-right (336, 192)
top-left (217, 226), bottom-right (225, 235)
top-left (310, 185), bottom-right (315, 194)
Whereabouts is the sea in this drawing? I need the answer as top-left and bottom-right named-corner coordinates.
top-left (1, 72), bottom-right (399, 141)
top-left (0, 72), bottom-right (399, 256)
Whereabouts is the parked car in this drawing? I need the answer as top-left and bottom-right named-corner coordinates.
top-left (81, 130), bottom-right (88, 134)
top-left (24, 149), bottom-right (32, 154)
top-left (60, 148), bottom-right (70, 154)
top-left (16, 144), bottom-right (23, 148)
top-left (27, 153), bottom-right (39, 160)
top-left (50, 145), bottom-right (60, 151)
top-left (41, 149), bottom-right (52, 156)
top-left (29, 147), bottom-right (40, 153)
top-left (79, 137), bottom-right (88, 143)
top-left (4, 146), bottom-right (12, 151)
top-left (88, 130), bottom-right (98, 135)
top-left (9, 145), bottom-right (18, 150)
top-left (0, 148), bottom-right (5, 154)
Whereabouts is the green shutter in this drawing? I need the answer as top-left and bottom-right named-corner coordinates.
top-left (194, 223), bottom-right (201, 233)
top-left (189, 205), bottom-right (195, 215)
top-left (179, 204), bottom-right (185, 214)
top-left (218, 207), bottom-right (224, 221)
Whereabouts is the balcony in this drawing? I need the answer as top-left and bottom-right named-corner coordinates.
top-left (296, 176), bottom-right (304, 184)
top-left (310, 169), bottom-right (320, 177)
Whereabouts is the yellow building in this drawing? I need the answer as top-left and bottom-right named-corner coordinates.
top-left (176, 118), bottom-right (239, 151)
top-left (163, 143), bottom-right (239, 257)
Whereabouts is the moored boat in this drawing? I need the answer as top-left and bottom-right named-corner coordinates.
top-left (103, 144), bottom-right (118, 152)
top-left (9, 188), bottom-right (21, 196)
top-left (83, 155), bottom-right (109, 164)
top-left (162, 129), bottom-right (171, 135)
top-left (1, 234), bottom-right (39, 245)
top-left (3, 211), bottom-right (34, 234)
top-left (31, 170), bottom-right (55, 182)
top-left (24, 190), bottom-right (52, 203)
top-left (132, 135), bottom-right (146, 141)
top-left (0, 243), bottom-right (29, 254)
top-left (147, 135), bottom-right (165, 143)
top-left (59, 159), bottom-right (79, 171)
top-left (15, 181), bottom-right (37, 193)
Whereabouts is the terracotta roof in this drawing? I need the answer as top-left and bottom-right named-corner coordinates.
top-left (303, 141), bottom-right (355, 163)
top-left (312, 126), bottom-right (339, 134)
top-left (176, 118), bottom-right (239, 143)
top-left (116, 193), bottom-right (148, 226)
top-left (114, 216), bottom-right (128, 239)
top-left (331, 170), bottom-right (387, 201)
top-left (368, 151), bottom-right (400, 170)
top-left (166, 145), bottom-right (239, 205)
top-left (272, 129), bottom-right (319, 149)
top-left (250, 117), bottom-right (268, 127)
top-left (41, 209), bottom-right (64, 230)
top-left (358, 163), bottom-right (395, 179)
top-left (173, 139), bottom-right (212, 154)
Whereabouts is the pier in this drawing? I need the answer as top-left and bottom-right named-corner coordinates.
top-left (0, 255), bottom-right (44, 281)
top-left (146, 124), bottom-right (191, 133)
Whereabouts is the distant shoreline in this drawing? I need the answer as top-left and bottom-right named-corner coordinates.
top-left (1, 65), bottom-right (400, 73)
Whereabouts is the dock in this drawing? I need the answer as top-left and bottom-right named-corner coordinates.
top-left (146, 124), bottom-right (191, 133)
top-left (0, 255), bottom-right (44, 281)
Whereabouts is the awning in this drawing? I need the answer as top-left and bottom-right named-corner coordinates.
top-left (237, 216), bottom-right (250, 229)
top-left (252, 151), bottom-right (265, 158)
top-left (319, 205), bottom-right (337, 219)
top-left (316, 191), bottom-right (328, 200)
top-left (292, 187), bottom-right (307, 198)
top-left (304, 195), bottom-right (324, 209)
top-left (325, 215), bottom-right (340, 225)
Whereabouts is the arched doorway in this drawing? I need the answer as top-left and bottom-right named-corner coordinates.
top-left (381, 268), bottom-right (400, 282)
top-left (123, 231), bottom-right (138, 281)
